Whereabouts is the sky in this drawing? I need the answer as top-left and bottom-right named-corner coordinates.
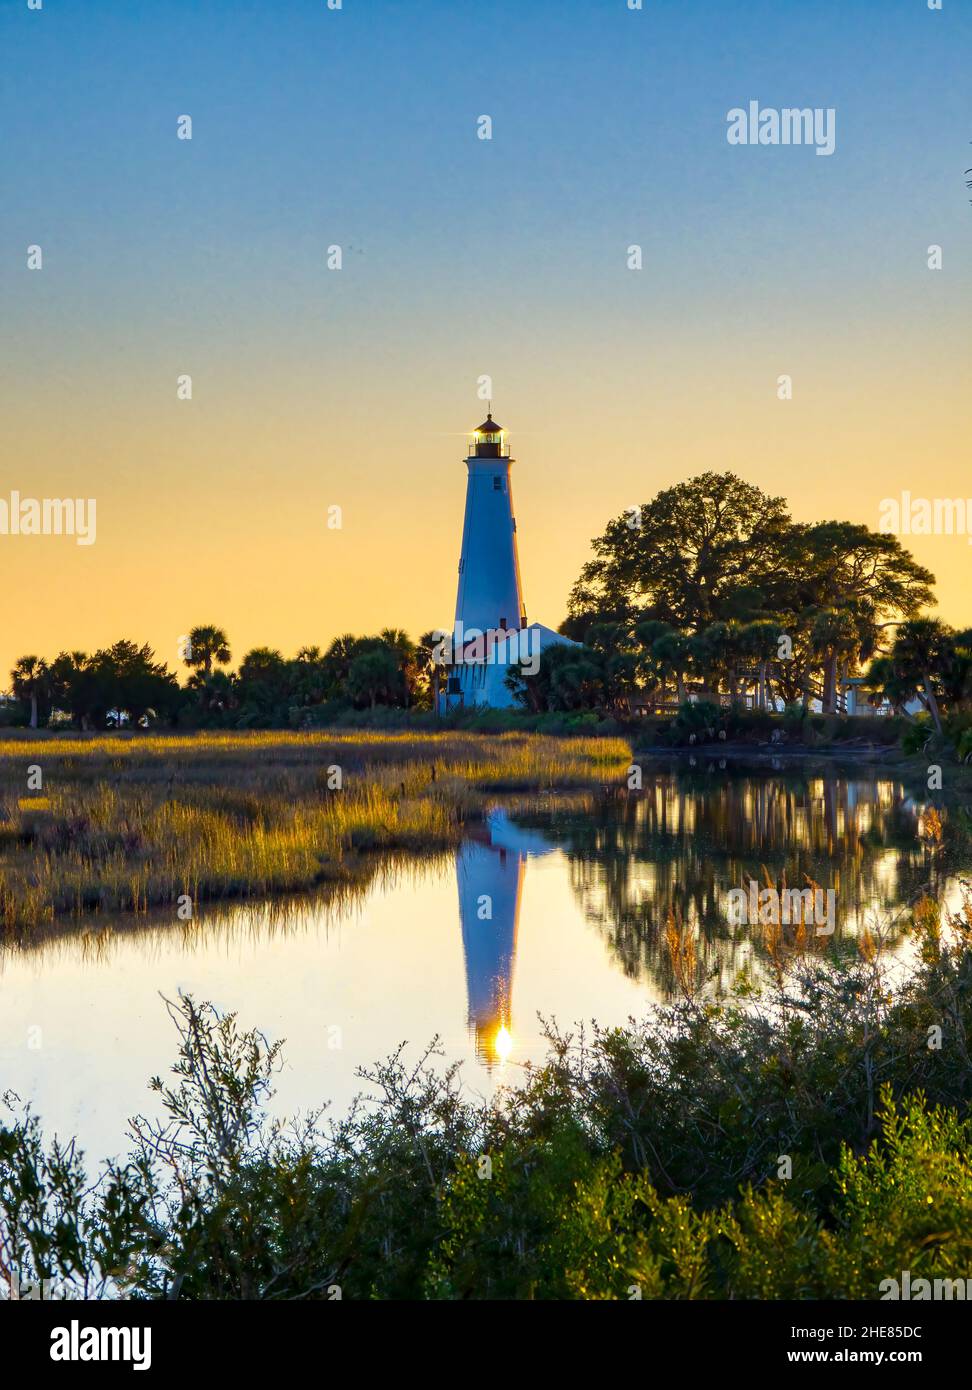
top-left (1, 0), bottom-right (970, 683)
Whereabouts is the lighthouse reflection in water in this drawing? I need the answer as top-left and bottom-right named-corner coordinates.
top-left (456, 809), bottom-right (557, 1066)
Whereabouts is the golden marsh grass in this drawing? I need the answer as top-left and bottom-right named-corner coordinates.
top-left (0, 730), bottom-right (631, 934)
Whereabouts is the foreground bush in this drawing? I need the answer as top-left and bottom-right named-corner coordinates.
top-left (2, 888), bottom-right (972, 1300)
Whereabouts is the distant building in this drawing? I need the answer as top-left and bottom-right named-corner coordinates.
top-left (841, 677), bottom-right (923, 719)
top-left (437, 413), bottom-right (576, 712)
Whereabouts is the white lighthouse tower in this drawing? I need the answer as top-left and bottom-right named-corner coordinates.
top-left (439, 411), bottom-right (576, 711)
top-left (454, 412), bottom-right (525, 635)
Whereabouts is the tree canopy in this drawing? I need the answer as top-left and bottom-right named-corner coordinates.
top-left (567, 473), bottom-right (933, 640)
top-left (546, 472), bottom-right (942, 718)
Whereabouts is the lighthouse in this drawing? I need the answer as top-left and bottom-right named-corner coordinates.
top-left (438, 411), bottom-right (577, 711)
top-left (454, 412), bottom-right (526, 636)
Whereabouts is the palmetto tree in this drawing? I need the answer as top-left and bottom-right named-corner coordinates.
top-left (418, 630), bottom-right (450, 711)
top-left (346, 647), bottom-right (400, 710)
top-left (322, 633), bottom-right (366, 692)
top-left (47, 650), bottom-right (94, 728)
top-left (946, 630), bottom-right (972, 710)
top-left (811, 608), bottom-right (862, 713)
top-left (636, 623), bottom-right (693, 705)
top-left (585, 622), bottom-right (641, 712)
top-left (183, 625), bottom-right (231, 678)
top-left (182, 626), bottom-right (232, 716)
top-left (739, 620), bottom-right (784, 710)
top-left (861, 655), bottom-right (913, 718)
top-left (289, 647), bottom-right (327, 707)
top-left (690, 622), bottom-right (735, 701)
top-left (10, 655), bottom-right (49, 729)
top-left (378, 628), bottom-right (418, 707)
top-left (883, 618), bottom-right (954, 737)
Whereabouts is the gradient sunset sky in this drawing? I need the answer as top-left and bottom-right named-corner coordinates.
top-left (1, 0), bottom-right (970, 684)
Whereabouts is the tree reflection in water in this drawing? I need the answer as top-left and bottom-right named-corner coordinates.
top-left (510, 768), bottom-right (960, 995)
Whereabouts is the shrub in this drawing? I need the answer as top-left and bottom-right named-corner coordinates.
top-left (669, 700), bottom-right (723, 744)
top-left (4, 890), bottom-right (972, 1300)
top-left (902, 714), bottom-right (934, 755)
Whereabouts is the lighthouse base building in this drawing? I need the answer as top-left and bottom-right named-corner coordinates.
top-left (437, 413), bottom-right (576, 713)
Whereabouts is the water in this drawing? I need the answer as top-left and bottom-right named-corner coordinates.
top-left (1, 769), bottom-right (966, 1166)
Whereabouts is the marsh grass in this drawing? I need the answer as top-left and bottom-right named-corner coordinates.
top-left (2, 854), bottom-right (453, 971)
top-left (0, 731), bottom-right (630, 934)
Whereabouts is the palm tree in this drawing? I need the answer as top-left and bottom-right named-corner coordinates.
top-left (885, 618), bottom-right (954, 737)
top-left (418, 630), bottom-right (449, 711)
top-left (182, 626), bottom-right (232, 716)
top-left (586, 623), bottom-right (641, 712)
top-left (346, 647), bottom-right (400, 710)
top-left (636, 624), bottom-right (693, 705)
top-left (183, 625), bottom-right (231, 678)
top-left (861, 655), bottom-right (913, 717)
top-left (47, 650), bottom-right (93, 728)
top-left (810, 608), bottom-right (861, 713)
top-left (690, 622), bottom-right (735, 702)
top-left (379, 628), bottom-right (418, 707)
top-left (290, 647), bottom-right (327, 707)
top-left (10, 655), bottom-right (49, 729)
top-left (322, 634), bottom-right (367, 690)
top-left (739, 621), bottom-right (784, 710)
top-left (931, 628), bottom-right (972, 714)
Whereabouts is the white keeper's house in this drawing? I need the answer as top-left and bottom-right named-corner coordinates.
top-left (437, 412), bottom-right (576, 713)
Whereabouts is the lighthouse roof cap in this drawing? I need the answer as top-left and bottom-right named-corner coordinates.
top-left (474, 413), bottom-right (503, 433)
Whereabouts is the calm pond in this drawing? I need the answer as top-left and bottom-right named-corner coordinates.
top-left (2, 767), bottom-right (967, 1165)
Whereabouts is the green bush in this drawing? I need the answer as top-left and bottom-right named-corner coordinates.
top-left (902, 714), bottom-right (934, 754)
top-left (946, 712), bottom-right (972, 762)
top-left (0, 703), bottom-right (27, 729)
top-left (724, 706), bottom-right (777, 738)
top-left (781, 703), bottom-right (806, 734)
top-left (4, 895), bottom-right (972, 1300)
top-left (668, 700), bottom-right (723, 744)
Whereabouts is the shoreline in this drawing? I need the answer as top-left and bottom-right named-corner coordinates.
top-left (635, 742), bottom-right (972, 802)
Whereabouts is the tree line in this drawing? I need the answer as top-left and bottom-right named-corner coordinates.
top-left (4, 473), bottom-right (970, 740)
top-left (6, 627), bottom-right (441, 731)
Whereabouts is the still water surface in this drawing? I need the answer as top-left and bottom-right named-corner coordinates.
top-left (1, 769), bottom-right (965, 1164)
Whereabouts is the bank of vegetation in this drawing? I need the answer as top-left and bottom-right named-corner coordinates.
top-left (4, 476), bottom-right (969, 764)
top-left (3, 886), bottom-right (971, 1300)
top-left (0, 731), bottom-right (630, 934)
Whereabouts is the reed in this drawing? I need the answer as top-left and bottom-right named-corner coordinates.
top-left (0, 730), bottom-right (630, 934)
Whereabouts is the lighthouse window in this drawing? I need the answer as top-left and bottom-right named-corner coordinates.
top-left (493, 476), bottom-right (502, 491)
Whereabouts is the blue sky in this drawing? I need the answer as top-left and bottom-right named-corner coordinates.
top-left (1, 0), bottom-right (969, 672)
